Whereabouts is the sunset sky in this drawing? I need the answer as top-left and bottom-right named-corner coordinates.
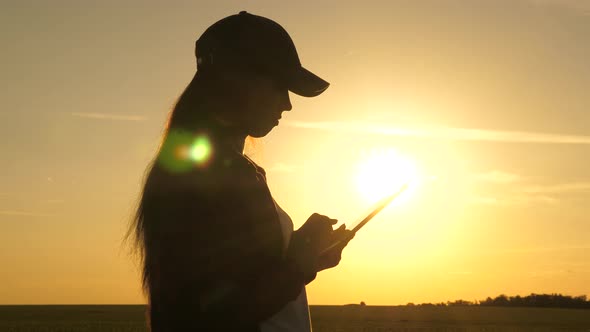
top-left (1, 0), bottom-right (589, 305)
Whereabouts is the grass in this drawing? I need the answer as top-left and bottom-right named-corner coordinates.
top-left (1, 305), bottom-right (589, 331)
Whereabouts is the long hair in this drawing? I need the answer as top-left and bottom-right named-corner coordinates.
top-left (123, 70), bottom-right (213, 326)
top-left (123, 69), bottom-right (259, 328)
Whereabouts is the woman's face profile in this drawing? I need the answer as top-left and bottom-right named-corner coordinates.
top-left (224, 70), bottom-right (293, 138)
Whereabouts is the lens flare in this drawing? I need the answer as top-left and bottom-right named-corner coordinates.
top-left (158, 130), bottom-right (213, 173)
top-left (190, 136), bottom-right (211, 163)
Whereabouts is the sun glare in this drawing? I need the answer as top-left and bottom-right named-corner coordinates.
top-left (356, 148), bottom-right (421, 204)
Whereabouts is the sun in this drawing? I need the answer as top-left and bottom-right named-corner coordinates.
top-left (355, 148), bottom-right (421, 204)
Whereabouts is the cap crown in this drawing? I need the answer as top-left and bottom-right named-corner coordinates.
top-left (195, 11), bottom-right (301, 79)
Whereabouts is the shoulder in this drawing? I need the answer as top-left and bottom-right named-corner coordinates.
top-left (148, 138), bottom-right (263, 197)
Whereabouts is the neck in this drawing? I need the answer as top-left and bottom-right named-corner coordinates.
top-left (230, 133), bottom-right (247, 155)
top-left (209, 114), bottom-right (247, 155)
top-left (197, 98), bottom-right (248, 155)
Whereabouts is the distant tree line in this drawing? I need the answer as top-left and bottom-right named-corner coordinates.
top-left (405, 293), bottom-right (590, 309)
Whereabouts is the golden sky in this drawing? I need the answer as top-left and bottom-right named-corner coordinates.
top-left (1, 0), bottom-right (589, 305)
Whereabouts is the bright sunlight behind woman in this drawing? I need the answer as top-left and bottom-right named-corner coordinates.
top-left (355, 148), bottom-right (421, 204)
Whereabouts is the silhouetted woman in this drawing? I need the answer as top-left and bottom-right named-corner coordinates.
top-left (126, 11), bottom-right (353, 332)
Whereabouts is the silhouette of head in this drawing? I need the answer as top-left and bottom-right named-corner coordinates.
top-left (189, 11), bottom-right (330, 137)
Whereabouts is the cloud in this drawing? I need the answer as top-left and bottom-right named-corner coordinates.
top-left (528, 0), bottom-right (590, 15)
top-left (265, 162), bottom-right (298, 173)
top-left (517, 246), bottom-right (590, 253)
top-left (529, 269), bottom-right (575, 277)
top-left (470, 180), bottom-right (590, 206)
top-left (284, 120), bottom-right (590, 145)
top-left (0, 210), bottom-right (56, 217)
top-left (71, 112), bottom-right (147, 121)
top-left (522, 182), bottom-right (590, 194)
top-left (472, 171), bottom-right (523, 184)
top-left (469, 194), bottom-right (557, 206)
top-left (479, 246), bottom-right (590, 256)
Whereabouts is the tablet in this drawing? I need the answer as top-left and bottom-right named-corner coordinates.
top-left (319, 184), bottom-right (408, 255)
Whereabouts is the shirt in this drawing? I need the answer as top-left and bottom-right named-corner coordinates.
top-left (146, 130), bottom-right (318, 332)
top-left (260, 199), bottom-right (313, 332)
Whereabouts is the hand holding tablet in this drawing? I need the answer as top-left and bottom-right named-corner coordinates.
top-left (319, 184), bottom-right (408, 255)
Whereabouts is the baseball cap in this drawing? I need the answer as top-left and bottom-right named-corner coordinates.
top-left (195, 11), bottom-right (329, 97)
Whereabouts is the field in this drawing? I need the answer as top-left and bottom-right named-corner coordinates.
top-left (1, 305), bottom-right (589, 332)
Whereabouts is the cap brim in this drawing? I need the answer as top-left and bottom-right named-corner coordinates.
top-left (287, 66), bottom-right (330, 97)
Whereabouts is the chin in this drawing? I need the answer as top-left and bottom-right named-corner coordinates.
top-left (248, 123), bottom-right (276, 138)
top-left (248, 127), bottom-right (273, 138)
